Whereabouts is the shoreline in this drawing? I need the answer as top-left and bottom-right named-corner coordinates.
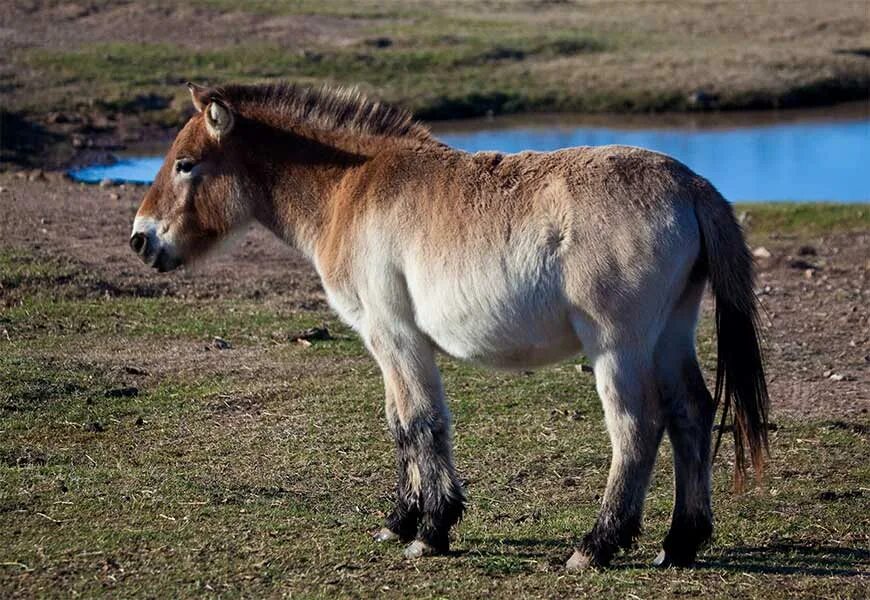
top-left (4, 98), bottom-right (870, 172)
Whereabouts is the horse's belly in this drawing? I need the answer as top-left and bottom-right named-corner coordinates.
top-left (416, 296), bottom-right (583, 369)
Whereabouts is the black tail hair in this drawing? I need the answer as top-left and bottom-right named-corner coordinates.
top-left (695, 186), bottom-right (770, 490)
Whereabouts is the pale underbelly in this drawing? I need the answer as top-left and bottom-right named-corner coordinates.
top-left (423, 314), bottom-right (584, 370)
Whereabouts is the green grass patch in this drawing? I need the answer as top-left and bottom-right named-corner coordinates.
top-left (735, 203), bottom-right (870, 238)
top-left (2, 332), bottom-right (867, 596)
top-left (20, 30), bottom-right (615, 119)
top-left (1, 205), bottom-right (868, 596)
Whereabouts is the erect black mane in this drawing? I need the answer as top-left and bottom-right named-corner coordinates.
top-left (216, 82), bottom-right (431, 141)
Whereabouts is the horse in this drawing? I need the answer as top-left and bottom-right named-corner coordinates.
top-left (130, 82), bottom-right (769, 570)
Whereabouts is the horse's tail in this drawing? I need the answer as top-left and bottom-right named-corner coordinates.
top-left (694, 185), bottom-right (770, 491)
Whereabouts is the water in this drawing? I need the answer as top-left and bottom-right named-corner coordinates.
top-left (70, 105), bottom-right (870, 202)
top-left (71, 156), bottom-right (165, 185)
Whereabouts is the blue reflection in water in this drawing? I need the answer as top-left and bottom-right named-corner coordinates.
top-left (69, 119), bottom-right (870, 202)
top-left (70, 157), bottom-right (165, 185)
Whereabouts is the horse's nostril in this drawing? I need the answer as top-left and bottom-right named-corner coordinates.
top-left (130, 232), bottom-right (148, 255)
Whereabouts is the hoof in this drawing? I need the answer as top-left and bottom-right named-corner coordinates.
top-left (653, 548), bottom-right (695, 568)
top-left (403, 540), bottom-right (437, 559)
top-left (372, 527), bottom-right (401, 543)
top-left (565, 549), bottom-right (597, 572)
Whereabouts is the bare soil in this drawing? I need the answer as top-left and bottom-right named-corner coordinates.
top-left (1, 171), bottom-right (867, 420)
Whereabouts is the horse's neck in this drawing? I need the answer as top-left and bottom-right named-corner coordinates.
top-left (249, 131), bottom-right (368, 259)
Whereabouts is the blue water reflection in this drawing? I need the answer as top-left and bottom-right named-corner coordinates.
top-left (70, 157), bottom-right (165, 185)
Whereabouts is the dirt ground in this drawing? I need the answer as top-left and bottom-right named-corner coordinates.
top-left (1, 171), bottom-right (867, 420)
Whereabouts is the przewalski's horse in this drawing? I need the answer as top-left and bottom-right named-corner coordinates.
top-left (131, 83), bottom-right (769, 569)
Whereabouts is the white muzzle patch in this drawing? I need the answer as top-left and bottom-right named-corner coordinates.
top-left (131, 216), bottom-right (181, 271)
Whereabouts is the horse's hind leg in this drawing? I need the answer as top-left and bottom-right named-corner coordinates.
top-left (567, 344), bottom-right (666, 569)
top-left (654, 281), bottom-right (715, 567)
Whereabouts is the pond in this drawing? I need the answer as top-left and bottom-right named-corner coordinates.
top-left (70, 104), bottom-right (870, 202)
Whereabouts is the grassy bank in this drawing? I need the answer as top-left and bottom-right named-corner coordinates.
top-left (735, 203), bottom-right (869, 237)
top-left (1, 203), bottom-right (868, 597)
top-left (2, 0), bottom-right (869, 168)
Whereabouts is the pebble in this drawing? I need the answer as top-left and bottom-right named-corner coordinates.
top-left (213, 336), bottom-right (232, 350)
top-left (99, 178), bottom-right (113, 188)
top-left (0, 186), bottom-right (7, 193)
top-left (575, 363), bottom-right (594, 374)
top-left (829, 373), bottom-right (845, 382)
top-left (752, 246), bottom-right (772, 259)
top-left (109, 192), bottom-right (120, 200)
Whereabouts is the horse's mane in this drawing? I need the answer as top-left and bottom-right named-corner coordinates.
top-left (214, 82), bottom-right (431, 142)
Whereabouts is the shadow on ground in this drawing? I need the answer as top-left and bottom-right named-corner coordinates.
top-left (459, 537), bottom-right (869, 577)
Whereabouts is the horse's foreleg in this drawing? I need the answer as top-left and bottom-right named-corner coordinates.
top-left (367, 325), bottom-right (465, 558)
top-left (567, 348), bottom-right (665, 570)
top-left (372, 384), bottom-right (422, 544)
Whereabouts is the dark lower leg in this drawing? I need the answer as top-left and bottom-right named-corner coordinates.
top-left (575, 445), bottom-right (659, 567)
top-left (578, 506), bottom-right (643, 567)
top-left (408, 420), bottom-right (465, 552)
top-left (572, 354), bottom-right (663, 568)
top-left (659, 510), bottom-right (713, 567)
top-left (386, 417), bottom-right (465, 552)
top-left (383, 419), bottom-right (421, 541)
top-left (660, 363), bottom-right (715, 566)
top-left (384, 487), bottom-right (421, 541)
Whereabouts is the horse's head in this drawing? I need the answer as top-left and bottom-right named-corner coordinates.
top-left (130, 84), bottom-right (253, 271)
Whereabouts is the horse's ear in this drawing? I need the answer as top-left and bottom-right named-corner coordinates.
top-left (204, 99), bottom-right (234, 141)
top-left (187, 82), bottom-right (212, 113)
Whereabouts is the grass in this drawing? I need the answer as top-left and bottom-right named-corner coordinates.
top-left (4, 0), bottom-right (868, 169)
top-left (1, 205), bottom-right (868, 598)
top-left (4, 0), bottom-right (869, 122)
top-left (734, 203), bottom-right (870, 238)
top-left (19, 30), bottom-right (618, 120)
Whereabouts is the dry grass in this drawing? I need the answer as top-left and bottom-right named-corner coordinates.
top-left (2, 0), bottom-right (868, 119)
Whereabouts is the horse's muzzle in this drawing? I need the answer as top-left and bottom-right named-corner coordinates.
top-left (130, 232), bottom-right (181, 272)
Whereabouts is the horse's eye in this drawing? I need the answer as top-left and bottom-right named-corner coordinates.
top-left (175, 159), bottom-right (196, 174)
